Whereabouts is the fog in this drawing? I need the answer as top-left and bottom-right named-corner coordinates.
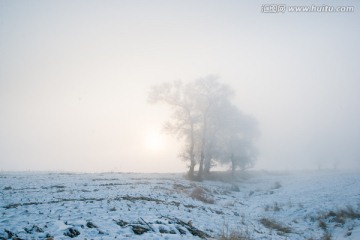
top-left (1, 0), bottom-right (359, 172)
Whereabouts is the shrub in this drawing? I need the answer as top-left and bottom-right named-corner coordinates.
top-left (272, 182), bottom-right (282, 189)
top-left (230, 184), bottom-right (240, 192)
top-left (190, 187), bottom-right (214, 204)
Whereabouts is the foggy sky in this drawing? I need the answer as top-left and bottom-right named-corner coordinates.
top-left (1, 0), bottom-right (360, 172)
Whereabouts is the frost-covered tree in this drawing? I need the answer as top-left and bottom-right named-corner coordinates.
top-left (148, 81), bottom-right (199, 178)
top-left (197, 100), bottom-right (258, 175)
top-left (213, 102), bottom-right (258, 174)
top-left (190, 76), bottom-right (234, 179)
top-left (149, 76), bottom-right (258, 180)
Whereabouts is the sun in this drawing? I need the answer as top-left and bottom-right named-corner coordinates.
top-left (144, 131), bottom-right (164, 152)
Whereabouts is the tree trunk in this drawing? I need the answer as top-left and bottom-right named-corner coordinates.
top-left (204, 157), bottom-right (211, 175)
top-left (188, 121), bottom-right (196, 179)
top-left (204, 158), bottom-right (211, 175)
top-left (188, 149), bottom-right (196, 179)
top-left (231, 153), bottom-right (236, 176)
top-left (188, 162), bottom-right (195, 179)
top-left (204, 140), bottom-right (213, 176)
top-left (197, 151), bottom-right (204, 180)
top-left (197, 114), bottom-right (207, 181)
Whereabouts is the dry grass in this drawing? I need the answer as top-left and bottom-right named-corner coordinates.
top-left (190, 187), bottom-right (214, 204)
top-left (318, 220), bottom-right (327, 230)
top-left (259, 218), bottom-right (292, 234)
top-left (202, 171), bottom-right (252, 182)
top-left (264, 202), bottom-right (282, 212)
top-left (321, 232), bottom-right (332, 240)
top-left (173, 183), bottom-right (191, 195)
top-left (318, 205), bottom-right (360, 225)
top-left (219, 231), bottom-right (253, 240)
top-left (220, 222), bottom-right (253, 240)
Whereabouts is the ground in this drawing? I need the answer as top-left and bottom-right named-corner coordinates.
top-left (0, 170), bottom-right (359, 239)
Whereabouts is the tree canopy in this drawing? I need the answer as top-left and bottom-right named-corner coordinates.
top-left (148, 76), bottom-right (258, 180)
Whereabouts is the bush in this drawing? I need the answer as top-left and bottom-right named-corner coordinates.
top-left (190, 187), bottom-right (214, 204)
top-left (230, 184), bottom-right (240, 192)
top-left (272, 182), bottom-right (282, 189)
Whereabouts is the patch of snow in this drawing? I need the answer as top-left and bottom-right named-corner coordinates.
top-left (0, 170), bottom-right (359, 239)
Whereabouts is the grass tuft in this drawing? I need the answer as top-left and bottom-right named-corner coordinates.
top-left (259, 218), bottom-right (292, 234)
top-left (318, 205), bottom-right (360, 225)
top-left (220, 222), bottom-right (253, 240)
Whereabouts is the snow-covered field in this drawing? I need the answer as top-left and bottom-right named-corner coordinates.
top-left (1, 170), bottom-right (359, 239)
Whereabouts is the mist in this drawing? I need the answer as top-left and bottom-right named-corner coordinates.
top-left (1, 0), bottom-right (359, 172)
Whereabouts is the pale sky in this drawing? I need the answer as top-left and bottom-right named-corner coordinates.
top-left (1, 0), bottom-right (360, 172)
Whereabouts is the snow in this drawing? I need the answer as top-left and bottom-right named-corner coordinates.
top-left (0, 170), bottom-right (359, 239)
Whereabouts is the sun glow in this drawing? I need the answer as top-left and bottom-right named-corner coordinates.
top-left (144, 131), bottom-right (164, 152)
